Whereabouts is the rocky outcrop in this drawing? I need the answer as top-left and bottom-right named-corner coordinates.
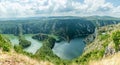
top-left (104, 46), bottom-right (115, 57)
top-left (84, 28), bottom-right (97, 44)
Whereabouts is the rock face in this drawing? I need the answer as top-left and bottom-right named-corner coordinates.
top-left (104, 46), bottom-right (115, 57)
top-left (0, 18), bottom-right (96, 42)
top-left (0, 16), bottom-right (119, 42)
top-left (104, 42), bottom-right (115, 57)
top-left (50, 19), bottom-right (95, 42)
top-left (84, 28), bottom-right (97, 44)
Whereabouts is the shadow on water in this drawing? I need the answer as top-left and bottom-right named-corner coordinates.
top-left (52, 38), bottom-right (86, 60)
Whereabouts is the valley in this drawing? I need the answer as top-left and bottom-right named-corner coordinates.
top-left (0, 16), bottom-right (120, 65)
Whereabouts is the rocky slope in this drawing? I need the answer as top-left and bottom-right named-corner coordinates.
top-left (73, 23), bottom-right (120, 65)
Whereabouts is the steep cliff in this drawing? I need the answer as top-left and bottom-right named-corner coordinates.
top-left (0, 18), bottom-right (96, 42)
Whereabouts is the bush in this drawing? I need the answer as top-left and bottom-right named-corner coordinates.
top-left (2, 44), bottom-right (11, 52)
top-left (112, 30), bottom-right (120, 52)
top-left (74, 48), bottom-right (105, 65)
top-left (99, 33), bottom-right (110, 41)
top-left (14, 45), bottom-right (23, 53)
top-left (0, 34), bottom-right (11, 52)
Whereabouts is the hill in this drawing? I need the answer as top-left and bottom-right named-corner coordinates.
top-left (73, 23), bottom-right (120, 65)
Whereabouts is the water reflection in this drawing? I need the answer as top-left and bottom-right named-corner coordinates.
top-left (52, 38), bottom-right (86, 60)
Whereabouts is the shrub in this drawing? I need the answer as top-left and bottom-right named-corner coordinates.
top-left (2, 44), bottom-right (11, 52)
top-left (14, 45), bottom-right (23, 53)
top-left (112, 30), bottom-right (120, 52)
top-left (74, 48), bottom-right (105, 65)
top-left (0, 34), bottom-right (11, 52)
top-left (99, 33), bottom-right (110, 41)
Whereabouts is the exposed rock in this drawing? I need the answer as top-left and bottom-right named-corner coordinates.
top-left (104, 46), bottom-right (115, 57)
top-left (84, 28), bottom-right (97, 44)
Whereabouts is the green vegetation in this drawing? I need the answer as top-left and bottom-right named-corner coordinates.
top-left (18, 24), bottom-right (31, 48)
top-left (112, 30), bottom-right (120, 52)
top-left (32, 33), bottom-right (49, 41)
top-left (13, 24), bottom-right (120, 65)
top-left (74, 49), bottom-right (104, 65)
top-left (14, 45), bottom-right (34, 58)
top-left (99, 33), bottom-right (110, 41)
top-left (73, 34), bottom-right (107, 65)
top-left (72, 25), bottom-right (115, 65)
top-left (35, 37), bottom-right (71, 65)
top-left (0, 17), bottom-right (119, 65)
top-left (19, 38), bottom-right (31, 48)
top-left (0, 34), bottom-right (11, 52)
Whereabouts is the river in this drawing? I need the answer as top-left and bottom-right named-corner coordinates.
top-left (4, 34), bottom-right (86, 60)
top-left (52, 38), bottom-right (86, 60)
top-left (3, 34), bottom-right (42, 54)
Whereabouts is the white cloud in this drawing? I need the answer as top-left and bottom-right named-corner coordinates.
top-left (0, 0), bottom-right (120, 18)
top-left (0, 1), bottom-right (35, 17)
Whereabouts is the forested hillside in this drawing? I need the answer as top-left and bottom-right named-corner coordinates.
top-left (0, 16), bottom-right (120, 65)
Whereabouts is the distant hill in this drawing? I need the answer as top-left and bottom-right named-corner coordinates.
top-left (0, 16), bottom-right (120, 21)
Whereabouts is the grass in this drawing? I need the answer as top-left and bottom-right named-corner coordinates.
top-left (0, 49), bottom-right (53, 65)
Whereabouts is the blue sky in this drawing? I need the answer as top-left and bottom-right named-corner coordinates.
top-left (0, 0), bottom-right (120, 18)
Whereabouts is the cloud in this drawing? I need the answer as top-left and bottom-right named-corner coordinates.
top-left (0, 0), bottom-right (120, 18)
top-left (0, 1), bottom-right (35, 17)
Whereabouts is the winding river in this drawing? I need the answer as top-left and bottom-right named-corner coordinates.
top-left (4, 34), bottom-right (86, 60)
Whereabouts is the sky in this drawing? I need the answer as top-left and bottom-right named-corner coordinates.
top-left (0, 0), bottom-right (120, 18)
